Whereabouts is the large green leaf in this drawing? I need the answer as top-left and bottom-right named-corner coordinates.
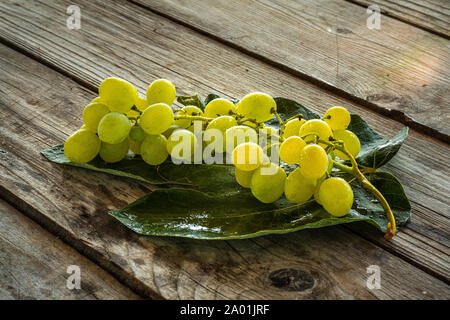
top-left (177, 94), bottom-right (205, 111)
top-left (43, 95), bottom-right (411, 239)
top-left (109, 171), bottom-right (410, 239)
top-left (349, 115), bottom-right (409, 168)
top-left (42, 145), bottom-right (235, 189)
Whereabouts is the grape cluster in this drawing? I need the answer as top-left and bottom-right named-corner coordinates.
top-left (230, 103), bottom-right (360, 218)
top-left (65, 77), bottom-right (361, 218)
top-left (65, 77), bottom-right (176, 165)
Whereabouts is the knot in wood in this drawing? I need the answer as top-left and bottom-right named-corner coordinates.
top-left (268, 268), bottom-right (314, 291)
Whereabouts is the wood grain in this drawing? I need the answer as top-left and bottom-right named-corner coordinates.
top-left (0, 0), bottom-right (448, 282)
top-left (1, 44), bottom-right (449, 300)
top-left (346, 0), bottom-right (450, 38)
top-left (132, 0), bottom-right (450, 141)
top-left (0, 200), bottom-right (140, 300)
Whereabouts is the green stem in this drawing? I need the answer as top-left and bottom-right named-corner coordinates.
top-left (237, 117), bottom-right (261, 128)
top-left (284, 113), bottom-right (304, 123)
top-left (332, 160), bottom-right (353, 174)
top-left (130, 105), bottom-right (142, 114)
top-left (326, 141), bottom-right (396, 239)
top-left (174, 115), bottom-right (214, 122)
top-left (313, 138), bottom-right (395, 238)
top-left (273, 111), bottom-right (283, 126)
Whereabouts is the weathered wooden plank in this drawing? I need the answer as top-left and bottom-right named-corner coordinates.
top-left (0, 200), bottom-right (140, 300)
top-left (1, 45), bottom-right (449, 301)
top-left (347, 0), bottom-right (450, 38)
top-left (132, 0), bottom-right (450, 141)
top-left (0, 0), bottom-right (448, 282)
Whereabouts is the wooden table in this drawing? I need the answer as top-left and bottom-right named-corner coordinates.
top-left (0, 0), bottom-right (449, 299)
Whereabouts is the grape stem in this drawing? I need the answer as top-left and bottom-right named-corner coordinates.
top-left (237, 117), bottom-right (263, 129)
top-left (324, 141), bottom-right (396, 239)
top-left (174, 115), bottom-right (214, 122)
top-left (284, 113), bottom-right (304, 123)
top-left (130, 105), bottom-right (142, 114)
top-left (273, 110), bottom-right (283, 126)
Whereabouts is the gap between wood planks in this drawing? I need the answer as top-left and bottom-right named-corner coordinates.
top-left (344, 223), bottom-right (450, 285)
top-left (0, 35), bottom-right (448, 290)
top-left (344, 0), bottom-right (450, 40)
top-left (127, 0), bottom-right (450, 145)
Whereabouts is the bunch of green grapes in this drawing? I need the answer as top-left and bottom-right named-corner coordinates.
top-left (66, 79), bottom-right (363, 219)
top-left (228, 103), bottom-right (360, 218)
top-left (64, 78), bottom-right (178, 165)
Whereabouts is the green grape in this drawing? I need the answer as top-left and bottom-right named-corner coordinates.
top-left (135, 97), bottom-right (150, 112)
top-left (235, 167), bottom-right (255, 188)
top-left (232, 142), bottom-right (264, 171)
top-left (146, 79), bottom-right (176, 106)
top-left (174, 105), bottom-right (204, 129)
top-left (284, 168), bottom-right (316, 204)
top-left (324, 106), bottom-right (351, 131)
top-left (162, 125), bottom-right (181, 138)
top-left (98, 112), bottom-right (131, 144)
top-left (298, 119), bottom-right (333, 145)
top-left (166, 129), bottom-right (197, 162)
top-left (206, 116), bottom-right (237, 132)
top-left (64, 129), bottom-right (101, 163)
top-left (282, 118), bottom-right (305, 139)
top-left (89, 96), bottom-right (104, 104)
top-left (98, 77), bottom-right (138, 113)
top-left (236, 92), bottom-right (276, 122)
top-left (204, 98), bottom-right (236, 118)
top-left (129, 137), bottom-right (143, 155)
top-left (279, 136), bottom-right (306, 164)
top-left (333, 129), bottom-right (361, 160)
top-left (313, 176), bottom-right (326, 204)
top-left (129, 125), bottom-right (145, 142)
top-left (82, 102), bottom-right (110, 133)
top-left (225, 125), bottom-right (258, 153)
top-left (299, 144), bottom-right (329, 180)
top-left (99, 139), bottom-right (129, 163)
top-left (140, 134), bottom-right (168, 165)
top-left (250, 162), bottom-right (286, 203)
top-left (205, 116), bottom-right (237, 152)
top-left (140, 103), bottom-right (174, 135)
top-left (318, 177), bottom-right (354, 217)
